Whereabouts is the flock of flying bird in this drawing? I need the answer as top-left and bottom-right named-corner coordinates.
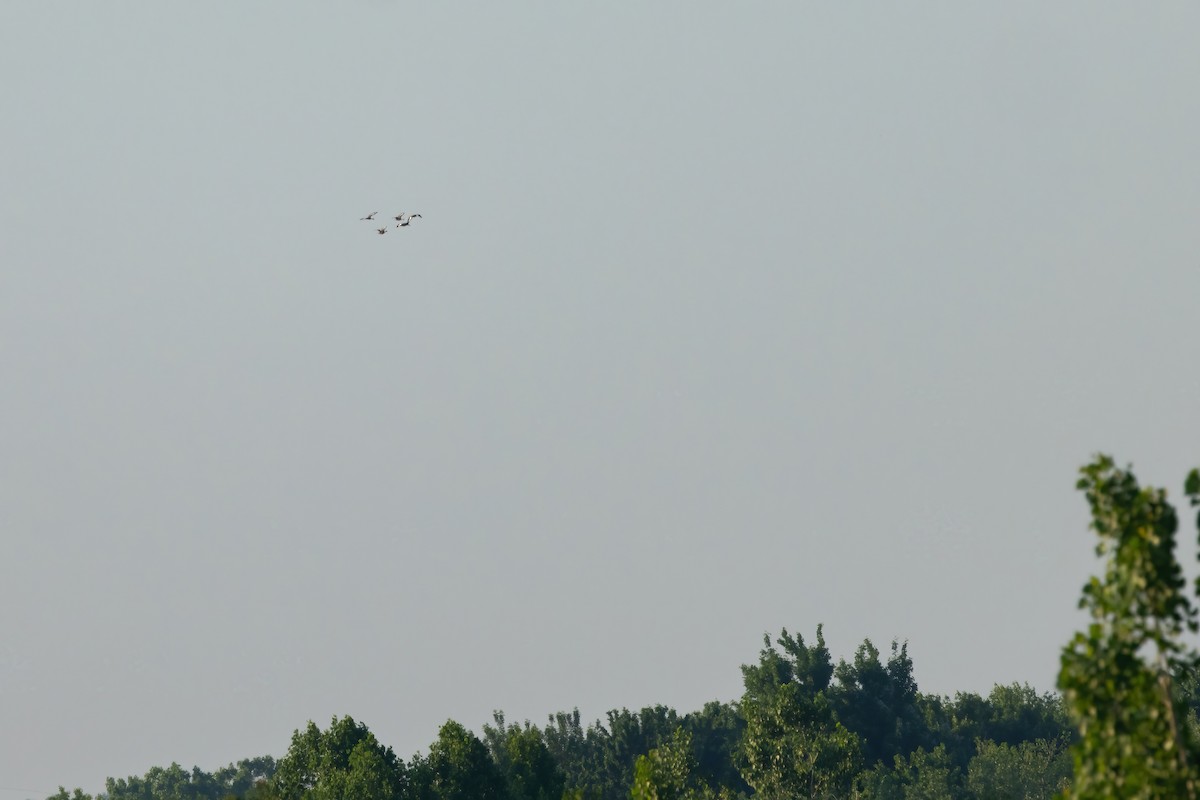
top-left (359, 210), bottom-right (421, 235)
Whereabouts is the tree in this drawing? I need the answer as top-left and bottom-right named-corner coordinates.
top-left (212, 758), bottom-right (278, 799)
top-left (410, 720), bottom-right (506, 800)
top-left (272, 716), bottom-right (405, 800)
top-left (855, 745), bottom-right (958, 800)
top-left (966, 738), bottom-right (1071, 800)
top-left (105, 763), bottom-right (219, 800)
top-left (830, 639), bottom-right (928, 766)
top-left (631, 729), bottom-right (698, 800)
top-left (892, 746), bottom-right (957, 800)
top-left (678, 701), bottom-right (750, 796)
top-left (977, 684), bottom-right (1070, 749)
top-left (591, 706), bottom-right (680, 800)
top-left (740, 627), bottom-right (834, 706)
top-left (540, 709), bottom-right (598, 797)
top-left (738, 627), bottom-right (862, 800)
top-left (482, 712), bottom-right (566, 800)
top-left (538, 705), bottom-right (681, 800)
top-left (1058, 456), bottom-right (1200, 798)
top-left (47, 790), bottom-right (94, 800)
top-left (916, 684), bottom-right (1071, 773)
top-left (72, 759), bottom-right (276, 800)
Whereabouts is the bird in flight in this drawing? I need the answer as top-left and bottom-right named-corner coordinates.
top-left (362, 209), bottom-right (422, 236)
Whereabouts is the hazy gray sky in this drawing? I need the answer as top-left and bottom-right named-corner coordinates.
top-left (3, 2), bottom-right (1198, 795)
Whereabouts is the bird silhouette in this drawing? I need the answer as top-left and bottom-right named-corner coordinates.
top-left (365, 210), bottom-right (421, 235)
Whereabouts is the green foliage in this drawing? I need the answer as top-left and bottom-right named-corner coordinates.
top-left (273, 716), bottom-right (405, 800)
top-left (976, 685), bottom-right (1070, 748)
top-left (740, 627), bottom-right (834, 707)
top-left (47, 790), bottom-right (94, 800)
top-left (831, 639), bottom-right (929, 766)
top-left (892, 746), bottom-right (958, 800)
top-left (1186, 469), bottom-right (1200, 531)
top-left (631, 730), bottom-right (698, 800)
top-left (738, 627), bottom-right (862, 800)
top-left (105, 764), bottom-right (216, 800)
top-left (540, 709), bottom-right (597, 797)
top-left (100, 759), bottom-right (278, 800)
top-left (536, 705), bottom-right (682, 800)
top-left (409, 720), bottom-right (505, 800)
top-left (482, 712), bottom-right (566, 800)
top-left (966, 738), bottom-right (1072, 800)
top-left (43, 624), bottom-right (1092, 800)
top-left (678, 702), bottom-right (750, 796)
top-left (855, 745), bottom-right (959, 800)
top-left (1058, 455), bottom-right (1200, 799)
top-left (35, 607), bottom-right (1092, 800)
top-left (594, 706), bottom-right (681, 799)
top-left (916, 685), bottom-right (1072, 773)
top-left (240, 781), bottom-right (281, 800)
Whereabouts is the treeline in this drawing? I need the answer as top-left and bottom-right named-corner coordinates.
top-left (48, 629), bottom-right (1077, 800)
top-left (48, 455), bottom-right (1200, 800)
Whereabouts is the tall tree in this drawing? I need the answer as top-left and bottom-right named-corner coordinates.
top-left (590, 706), bottom-right (680, 800)
top-left (630, 730), bottom-right (699, 800)
top-left (891, 745), bottom-right (958, 800)
top-left (830, 639), bottom-right (928, 766)
top-left (272, 716), bottom-right (405, 800)
top-left (740, 627), bottom-right (834, 706)
top-left (917, 684), bottom-right (1071, 772)
top-left (966, 738), bottom-right (1072, 800)
top-left (212, 758), bottom-right (278, 798)
top-left (738, 627), bottom-right (861, 800)
top-left (540, 709), bottom-right (594, 794)
top-left (410, 720), bottom-right (506, 800)
top-left (47, 790), bottom-right (93, 800)
top-left (1058, 456), bottom-right (1200, 798)
top-left (678, 701), bottom-right (750, 796)
top-left (59, 758), bottom-right (276, 800)
top-left (482, 712), bottom-right (566, 800)
top-left (980, 684), bottom-right (1070, 748)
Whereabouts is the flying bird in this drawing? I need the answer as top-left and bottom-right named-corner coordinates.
top-left (363, 210), bottom-right (421, 235)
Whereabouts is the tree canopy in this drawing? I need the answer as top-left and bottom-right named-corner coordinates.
top-left (45, 455), bottom-right (1200, 800)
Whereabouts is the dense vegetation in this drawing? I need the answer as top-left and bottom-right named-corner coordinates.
top-left (46, 457), bottom-right (1200, 799)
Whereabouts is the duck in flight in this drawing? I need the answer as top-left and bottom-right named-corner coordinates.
top-left (363, 209), bottom-right (422, 235)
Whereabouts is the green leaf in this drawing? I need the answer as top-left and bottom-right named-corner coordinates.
top-left (1185, 468), bottom-right (1200, 498)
